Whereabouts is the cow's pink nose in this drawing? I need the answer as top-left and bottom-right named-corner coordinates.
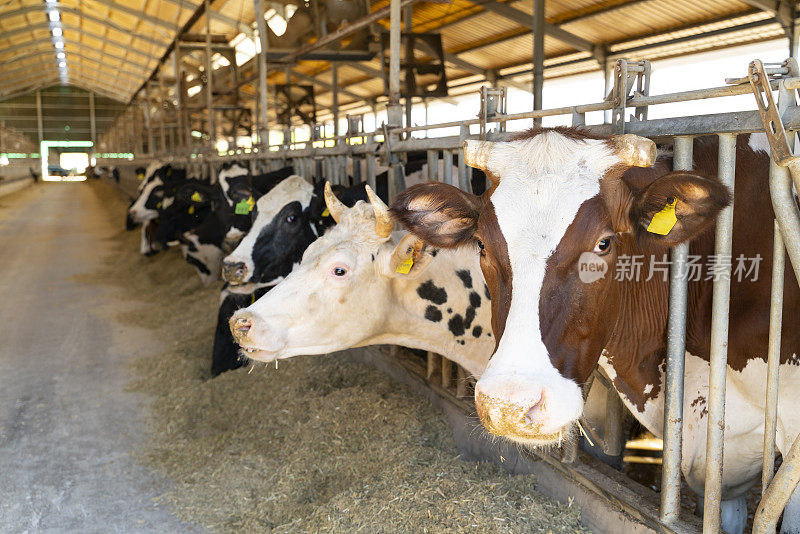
top-left (230, 315), bottom-right (252, 342)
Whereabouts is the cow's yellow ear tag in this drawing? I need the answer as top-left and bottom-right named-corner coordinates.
top-left (646, 197), bottom-right (678, 235)
top-left (395, 257), bottom-right (414, 274)
top-left (190, 191), bottom-right (203, 202)
top-left (321, 208), bottom-right (330, 217)
top-left (188, 205), bottom-right (195, 214)
top-left (137, 173), bottom-right (144, 180)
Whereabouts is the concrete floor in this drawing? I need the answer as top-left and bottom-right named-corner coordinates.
top-left (0, 182), bottom-right (198, 532)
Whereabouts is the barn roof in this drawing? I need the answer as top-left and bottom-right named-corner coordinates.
top-left (0, 0), bottom-right (791, 129)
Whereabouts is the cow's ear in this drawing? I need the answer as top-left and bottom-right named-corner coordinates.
top-left (390, 182), bottom-right (481, 248)
top-left (630, 171), bottom-right (730, 246)
top-left (385, 233), bottom-right (438, 279)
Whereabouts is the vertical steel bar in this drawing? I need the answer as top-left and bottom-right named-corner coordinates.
top-left (603, 389), bottom-right (624, 457)
top-left (441, 357), bottom-right (452, 389)
top-left (172, 50), bottom-right (184, 152)
top-left (427, 351), bottom-right (437, 379)
top-left (35, 90), bottom-right (43, 147)
top-left (338, 155), bottom-right (347, 185)
top-left (763, 219), bottom-right (785, 495)
top-left (144, 83), bottom-right (154, 155)
top-left (387, 0), bottom-right (402, 129)
top-left (89, 91), bottom-right (96, 158)
top-left (443, 149), bottom-right (453, 185)
top-left (458, 123), bottom-right (470, 192)
top-left (205, 0), bottom-right (215, 155)
top-left (253, 0), bottom-right (269, 146)
top-left (702, 133), bottom-right (737, 533)
top-left (532, 0), bottom-right (545, 126)
top-left (660, 135), bottom-right (693, 524)
top-left (366, 153), bottom-right (376, 191)
top-left (426, 149), bottom-right (436, 181)
top-left (158, 76), bottom-right (167, 154)
top-left (332, 62), bottom-right (339, 139)
top-left (456, 366), bottom-right (467, 398)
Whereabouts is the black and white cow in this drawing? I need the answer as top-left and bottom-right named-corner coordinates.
top-left (178, 163), bottom-right (296, 285)
top-left (211, 176), bottom-right (375, 375)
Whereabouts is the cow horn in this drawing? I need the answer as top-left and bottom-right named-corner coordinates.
top-left (462, 140), bottom-right (495, 172)
top-left (612, 134), bottom-right (657, 167)
top-left (324, 181), bottom-right (346, 223)
top-left (365, 184), bottom-right (393, 238)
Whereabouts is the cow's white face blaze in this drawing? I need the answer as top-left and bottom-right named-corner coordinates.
top-left (217, 163), bottom-right (249, 205)
top-left (128, 175), bottom-right (163, 223)
top-left (472, 133), bottom-right (618, 443)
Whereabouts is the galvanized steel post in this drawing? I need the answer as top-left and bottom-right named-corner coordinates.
top-left (754, 434), bottom-right (800, 533)
top-left (763, 219), bottom-right (785, 494)
top-left (253, 0), bottom-right (270, 146)
top-left (660, 135), bottom-right (692, 524)
top-left (701, 132), bottom-right (737, 533)
top-left (89, 92), bottom-right (96, 159)
top-left (532, 0), bottom-right (545, 126)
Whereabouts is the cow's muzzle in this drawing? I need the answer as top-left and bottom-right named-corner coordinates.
top-left (222, 261), bottom-right (248, 284)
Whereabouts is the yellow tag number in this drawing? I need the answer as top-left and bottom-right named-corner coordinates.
top-left (647, 198), bottom-right (678, 235)
top-left (395, 257), bottom-right (414, 274)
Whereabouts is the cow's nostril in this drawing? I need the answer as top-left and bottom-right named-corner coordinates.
top-left (523, 395), bottom-right (545, 426)
top-left (230, 316), bottom-right (252, 338)
top-left (222, 261), bottom-right (247, 282)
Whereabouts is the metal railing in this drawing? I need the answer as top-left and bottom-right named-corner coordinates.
top-left (107, 56), bottom-right (800, 533)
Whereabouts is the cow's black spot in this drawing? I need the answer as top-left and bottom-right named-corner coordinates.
top-left (448, 314), bottom-right (465, 337)
top-left (483, 283), bottom-right (491, 301)
top-left (469, 291), bottom-right (481, 309)
top-left (464, 307), bottom-right (476, 329)
top-left (472, 326), bottom-right (482, 338)
top-left (417, 280), bottom-right (447, 305)
top-left (424, 306), bottom-right (442, 323)
top-left (456, 269), bottom-right (473, 289)
top-left (185, 253), bottom-right (211, 275)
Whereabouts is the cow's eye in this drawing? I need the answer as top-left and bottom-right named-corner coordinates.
top-left (594, 236), bottom-right (613, 255)
top-left (476, 239), bottom-right (486, 257)
top-left (332, 266), bottom-right (347, 277)
top-left (286, 214), bottom-right (296, 223)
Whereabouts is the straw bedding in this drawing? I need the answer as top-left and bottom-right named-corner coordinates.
top-left (85, 182), bottom-right (588, 532)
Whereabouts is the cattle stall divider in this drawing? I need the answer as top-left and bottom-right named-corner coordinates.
top-left (104, 56), bottom-right (800, 533)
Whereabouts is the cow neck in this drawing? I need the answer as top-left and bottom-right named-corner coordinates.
top-left (373, 248), bottom-right (493, 378)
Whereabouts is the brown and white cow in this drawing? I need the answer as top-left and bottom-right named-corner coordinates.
top-left (390, 128), bottom-right (800, 533)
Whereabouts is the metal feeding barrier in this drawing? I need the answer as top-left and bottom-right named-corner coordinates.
top-left (106, 56), bottom-right (800, 533)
